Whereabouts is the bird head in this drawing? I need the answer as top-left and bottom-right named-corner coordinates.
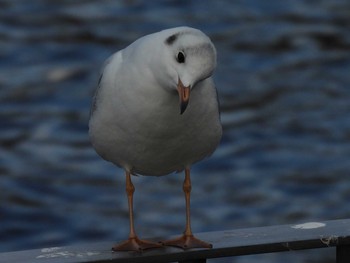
top-left (160, 27), bottom-right (217, 114)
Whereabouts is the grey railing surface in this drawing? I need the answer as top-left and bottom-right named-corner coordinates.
top-left (1, 218), bottom-right (350, 263)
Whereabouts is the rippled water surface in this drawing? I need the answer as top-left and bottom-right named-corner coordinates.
top-left (1, 1), bottom-right (350, 262)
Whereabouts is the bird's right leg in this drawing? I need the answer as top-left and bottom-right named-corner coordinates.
top-left (112, 171), bottom-right (161, 252)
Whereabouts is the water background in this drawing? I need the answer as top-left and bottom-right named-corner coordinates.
top-left (1, 1), bottom-right (350, 262)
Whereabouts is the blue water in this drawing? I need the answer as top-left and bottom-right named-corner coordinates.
top-left (1, 1), bottom-right (350, 262)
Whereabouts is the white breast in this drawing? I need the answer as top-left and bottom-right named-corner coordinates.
top-left (89, 60), bottom-right (221, 176)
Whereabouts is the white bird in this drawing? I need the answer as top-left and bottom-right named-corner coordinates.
top-left (89, 26), bottom-right (222, 252)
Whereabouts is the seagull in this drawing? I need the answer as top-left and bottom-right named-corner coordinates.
top-left (89, 26), bottom-right (222, 252)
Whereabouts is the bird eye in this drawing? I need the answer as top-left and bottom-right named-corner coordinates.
top-left (176, 51), bottom-right (185, 63)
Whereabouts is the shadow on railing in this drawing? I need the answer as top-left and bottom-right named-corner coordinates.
top-left (1, 218), bottom-right (350, 263)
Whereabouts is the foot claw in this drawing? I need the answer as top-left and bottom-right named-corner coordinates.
top-left (161, 234), bottom-right (212, 250)
top-left (112, 237), bottom-right (162, 252)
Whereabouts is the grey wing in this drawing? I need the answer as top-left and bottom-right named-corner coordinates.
top-left (213, 84), bottom-right (221, 117)
top-left (89, 52), bottom-right (122, 119)
top-left (90, 73), bottom-right (103, 118)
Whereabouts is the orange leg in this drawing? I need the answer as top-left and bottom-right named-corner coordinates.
top-left (161, 168), bottom-right (212, 249)
top-left (112, 171), bottom-right (161, 252)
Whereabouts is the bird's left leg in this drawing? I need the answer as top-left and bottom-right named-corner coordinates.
top-left (161, 167), bottom-right (212, 249)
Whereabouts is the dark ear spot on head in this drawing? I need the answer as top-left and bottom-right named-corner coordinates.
top-left (165, 34), bottom-right (178, 45)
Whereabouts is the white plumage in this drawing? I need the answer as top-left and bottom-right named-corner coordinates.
top-left (89, 27), bottom-right (221, 176)
top-left (89, 27), bottom-right (222, 251)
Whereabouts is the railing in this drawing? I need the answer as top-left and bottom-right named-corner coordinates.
top-left (1, 218), bottom-right (350, 263)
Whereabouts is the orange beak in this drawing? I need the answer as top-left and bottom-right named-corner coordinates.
top-left (177, 78), bottom-right (190, 114)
